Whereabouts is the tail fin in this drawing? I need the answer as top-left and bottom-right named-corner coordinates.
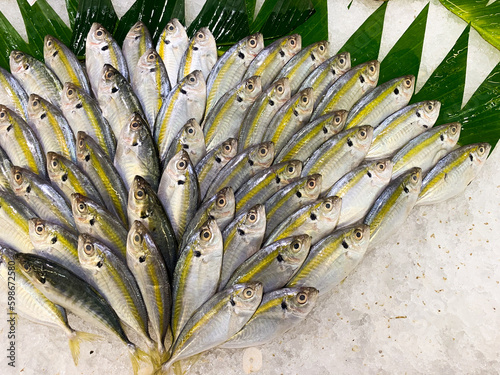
top-left (128, 344), bottom-right (151, 375)
top-left (68, 331), bottom-right (101, 366)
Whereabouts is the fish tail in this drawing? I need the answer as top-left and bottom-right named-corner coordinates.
top-left (128, 343), bottom-right (150, 375)
top-left (68, 331), bottom-right (101, 366)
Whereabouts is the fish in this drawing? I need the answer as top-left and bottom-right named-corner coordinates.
top-left (177, 27), bottom-right (217, 81)
top-left (0, 66), bottom-right (29, 119)
top-left (85, 23), bottom-right (129, 96)
top-left (122, 21), bottom-right (153, 83)
top-left (75, 131), bottom-right (128, 226)
top-left (302, 125), bottom-right (374, 193)
top-left (220, 287), bottom-right (319, 349)
top-left (235, 160), bottom-right (302, 215)
top-left (327, 159), bottom-right (393, 228)
top-left (157, 149), bottom-right (200, 242)
top-left (164, 118), bottom-right (206, 167)
top-left (132, 48), bottom-right (171, 129)
top-left (15, 252), bottom-right (149, 374)
top-left (287, 224), bottom-right (370, 294)
top-left (127, 220), bottom-right (172, 355)
top-left (195, 138), bottom-right (238, 199)
top-left (97, 64), bottom-right (145, 138)
top-left (0, 146), bottom-right (13, 192)
top-left (114, 113), bottom-right (160, 192)
top-left (206, 33), bottom-right (264, 113)
top-left (238, 77), bottom-right (291, 152)
top-left (204, 142), bottom-right (275, 200)
top-left (224, 235), bottom-right (311, 293)
top-left (243, 35), bottom-right (302, 88)
top-left (262, 87), bottom-right (314, 153)
top-left (61, 83), bottom-right (116, 159)
top-left (46, 151), bottom-right (104, 206)
top-left (10, 165), bottom-right (76, 231)
top-left (219, 204), bottom-right (266, 291)
top-left (204, 76), bottom-right (262, 151)
top-left (77, 233), bottom-right (154, 350)
top-left (0, 246), bottom-right (98, 366)
top-left (171, 219), bottom-right (223, 340)
top-left (43, 35), bottom-right (91, 94)
top-left (312, 60), bottom-right (379, 120)
top-left (265, 174), bottom-right (323, 237)
top-left (274, 40), bottom-right (330, 94)
top-left (162, 282), bottom-right (263, 369)
top-left (0, 105), bottom-right (47, 178)
top-left (417, 143), bottom-right (491, 206)
top-left (156, 18), bottom-right (189, 87)
top-left (72, 192), bottom-right (128, 260)
top-left (364, 167), bottom-right (422, 247)
top-left (366, 101), bottom-right (441, 160)
top-left (275, 110), bottom-right (348, 163)
top-left (155, 70), bottom-right (206, 163)
top-left (9, 50), bottom-right (62, 107)
top-left (264, 196), bottom-right (342, 246)
top-left (298, 52), bottom-right (351, 106)
top-left (391, 123), bottom-right (461, 179)
top-left (27, 94), bottom-right (77, 162)
top-left (127, 176), bottom-right (177, 278)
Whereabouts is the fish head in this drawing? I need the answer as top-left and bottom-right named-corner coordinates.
top-left (9, 166), bottom-right (31, 196)
top-left (332, 52), bottom-right (351, 75)
top-left (28, 218), bottom-right (56, 248)
top-left (350, 125), bottom-right (373, 153)
top-left (284, 287), bottom-right (319, 318)
top-left (249, 142), bottom-right (275, 169)
top-left (317, 196), bottom-right (342, 224)
top-left (87, 23), bottom-right (111, 48)
top-left (301, 174), bottom-right (323, 200)
top-left (322, 110), bottom-right (348, 135)
top-left (126, 21), bottom-right (148, 42)
top-left (61, 82), bottom-right (83, 109)
top-left (241, 76), bottom-right (262, 102)
top-left (219, 138), bottom-right (238, 162)
top-left (27, 94), bottom-right (47, 119)
top-left (230, 282), bottom-right (264, 314)
top-left (0, 105), bottom-right (15, 131)
top-left (281, 234), bottom-right (312, 264)
top-left (179, 118), bottom-right (204, 145)
top-left (278, 160), bottom-right (302, 184)
top-left (368, 159), bottom-right (393, 187)
top-left (344, 224), bottom-right (371, 255)
top-left (46, 152), bottom-right (67, 179)
top-left (470, 143), bottom-right (491, 167)
top-left (242, 204), bottom-right (266, 233)
top-left (402, 167), bottom-right (422, 195)
top-left (77, 234), bottom-right (104, 270)
top-left (193, 27), bottom-right (216, 50)
top-left (9, 50), bottom-right (30, 75)
top-left (416, 100), bottom-right (441, 128)
top-left (127, 220), bottom-right (152, 262)
top-left (161, 18), bottom-right (186, 43)
top-left (43, 35), bottom-right (62, 62)
top-left (212, 187), bottom-right (235, 220)
top-left (359, 60), bottom-right (380, 92)
top-left (443, 122), bottom-right (461, 147)
top-left (395, 75), bottom-right (415, 104)
top-left (311, 41), bottom-right (330, 65)
top-left (15, 253), bottom-right (54, 290)
top-left (71, 193), bottom-right (96, 225)
top-left (138, 48), bottom-right (160, 70)
top-left (99, 64), bottom-right (122, 93)
top-left (121, 113), bottom-right (149, 146)
top-left (295, 87), bottom-right (314, 114)
top-left (182, 70), bottom-right (206, 94)
top-left (243, 33), bottom-right (265, 62)
top-left (165, 149), bottom-right (192, 186)
top-left (128, 176), bottom-right (153, 216)
top-left (271, 78), bottom-right (291, 104)
top-left (0, 245), bottom-right (16, 278)
top-left (283, 34), bottom-right (302, 58)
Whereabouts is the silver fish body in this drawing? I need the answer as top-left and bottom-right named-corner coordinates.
top-left (164, 118), bottom-right (206, 166)
top-left (122, 21), bottom-right (153, 83)
top-left (0, 66), bottom-right (28, 119)
top-left (178, 27), bottom-right (217, 81)
top-left (156, 18), bottom-right (189, 87)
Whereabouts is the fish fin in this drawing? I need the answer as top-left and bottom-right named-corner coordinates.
top-left (68, 331), bottom-right (101, 366)
top-left (128, 344), bottom-right (150, 375)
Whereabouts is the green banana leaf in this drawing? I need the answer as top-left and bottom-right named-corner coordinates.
top-left (439, 0), bottom-right (500, 50)
top-left (0, 12), bottom-right (32, 70)
top-left (65, 0), bottom-right (78, 29)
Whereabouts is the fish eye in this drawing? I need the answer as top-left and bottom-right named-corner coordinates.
top-left (377, 162), bottom-right (386, 170)
top-left (292, 241), bottom-right (301, 250)
top-left (201, 228), bottom-right (212, 241)
top-left (148, 53), bottom-right (155, 61)
top-left (369, 65), bottom-right (375, 72)
top-left (334, 116), bottom-right (341, 124)
top-left (14, 172), bottom-right (22, 182)
top-left (134, 188), bottom-right (145, 200)
top-left (22, 262), bottom-right (31, 272)
top-left (168, 24), bottom-right (174, 31)
top-left (78, 202), bottom-right (86, 212)
top-left (354, 229), bottom-right (363, 239)
top-left (297, 292), bottom-right (308, 304)
top-left (427, 104), bottom-right (433, 111)
top-left (187, 126), bottom-right (194, 134)
top-left (339, 58), bottom-right (344, 64)
top-left (308, 180), bottom-right (316, 188)
top-left (319, 45), bottom-right (324, 51)
top-left (249, 38), bottom-right (256, 46)
top-left (248, 212), bottom-right (257, 222)
top-left (32, 100), bottom-right (38, 107)
top-left (217, 197), bottom-right (226, 207)
top-left (177, 160), bottom-right (187, 170)
top-left (224, 144), bottom-right (232, 152)
top-left (131, 121), bottom-right (141, 130)
top-left (0, 111), bottom-right (4, 118)
top-left (412, 174), bottom-right (418, 182)
top-left (290, 39), bottom-right (296, 46)
top-left (35, 224), bottom-right (44, 233)
top-left (47, 40), bottom-right (52, 47)
top-left (67, 89), bottom-right (74, 96)
top-left (189, 76), bottom-right (196, 83)
top-left (197, 32), bottom-right (204, 39)
top-left (243, 287), bottom-right (254, 298)
top-left (277, 85), bottom-right (284, 93)
top-left (359, 130), bottom-right (367, 138)
top-left (133, 234), bottom-right (141, 244)
top-left (405, 79), bottom-right (412, 87)
top-left (106, 71), bottom-right (114, 79)
top-left (302, 96), bottom-right (308, 103)
top-left (84, 243), bottom-right (94, 255)
top-left (247, 83), bottom-right (254, 90)
top-left (325, 202), bottom-right (332, 210)
top-left (288, 166), bottom-right (295, 173)
top-left (451, 125), bottom-right (457, 134)
top-left (259, 147), bottom-right (267, 156)
top-left (478, 146), bottom-right (485, 154)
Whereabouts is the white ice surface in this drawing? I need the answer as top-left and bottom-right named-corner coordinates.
top-left (0, 0), bottom-right (499, 374)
